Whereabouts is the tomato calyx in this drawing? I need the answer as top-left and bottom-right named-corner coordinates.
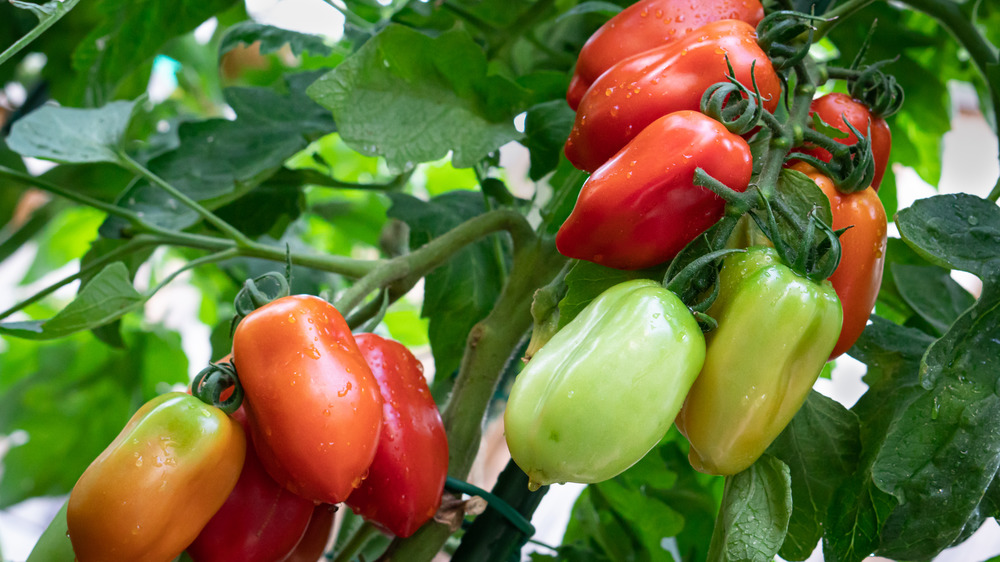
top-left (756, 11), bottom-right (818, 70)
top-left (751, 189), bottom-right (843, 282)
top-left (700, 59), bottom-right (766, 136)
top-left (232, 271), bottom-right (291, 330)
top-left (192, 360), bottom-right (244, 414)
top-left (792, 116), bottom-right (876, 193)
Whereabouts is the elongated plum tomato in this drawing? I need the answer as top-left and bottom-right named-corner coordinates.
top-left (284, 505), bottom-right (336, 562)
top-left (675, 248), bottom-right (842, 475)
top-left (790, 162), bottom-right (887, 358)
top-left (505, 279), bottom-right (705, 489)
top-left (67, 392), bottom-right (245, 562)
top-left (565, 19), bottom-right (780, 172)
top-left (187, 408), bottom-right (315, 562)
top-left (798, 93), bottom-right (892, 190)
top-left (567, 0), bottom-right (765, 110)
top-left (233, 295), bottom-right (383, 504)
top-left (557, 110), bottom-right (752, 270)
top-left (347, 334), bottom-right (449, 538)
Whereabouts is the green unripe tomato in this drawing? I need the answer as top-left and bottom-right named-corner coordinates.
top-left (504, 279), bottom-right (705, 489)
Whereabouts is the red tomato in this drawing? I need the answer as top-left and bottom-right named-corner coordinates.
top-left (557, 110), bottom-right (752, 270)
top-left (346, 334), bottom-right (449, 538)
top-left (187, 409), bottom-right (315, 562)
top-left (799, 92), bottom-right (892, 190)
top-left (567, 0), bottom-right (765, 110)
top-left (233, 295), bottom-right (383, 504)
top-left (791, 163), bottom-right (887, 358)
top-left (284, 505), bottom-right (336, 562)
top-left (564, 19), bottom-right (780, 172)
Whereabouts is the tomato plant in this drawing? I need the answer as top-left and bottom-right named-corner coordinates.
top-left (4, 1), bottom-right (1000, 561)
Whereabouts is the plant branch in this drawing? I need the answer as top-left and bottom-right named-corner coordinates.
top-left (333, 209), bottom-right (534, 314)
top-left (117, 153), bottom-right (254, 247)
top-left (292, 168), bottom-right (412, 191)
top-left (0, 237), bottom-right (153, 322)
top-left (0, 165), bottom-right (142, 223)
top-left (332, 522), bottom-right (380, 562)
top-left (0, 0), bottom-right (81, 69)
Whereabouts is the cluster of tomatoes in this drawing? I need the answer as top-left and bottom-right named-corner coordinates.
top-left (505, 0), bottom-right (892, 484)
top-left (66, 293), bottom-right (448, 561)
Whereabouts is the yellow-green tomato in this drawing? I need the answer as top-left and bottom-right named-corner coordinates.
top-left (504, 279), bottom-right (705, 490)
top-left (675, 247), bottom-right (842, 475)
top-left (68, 392), bottom-right (246, 562)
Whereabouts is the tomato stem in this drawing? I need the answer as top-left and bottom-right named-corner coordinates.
top-left (332, 521), bottom-right (380, 562)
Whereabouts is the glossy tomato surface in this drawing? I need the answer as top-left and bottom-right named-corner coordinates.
top-left (187, 409), bottom-right (315, 562)
top-left (557, 110), bottom-right (752, 270)
top-left (233, 295), bottom-right (383, 504)
top-left (799, 92), bottom-right (892, 190)
top-left (564, 19), bottom-right (780, 172)
top-left (347, 333), bottom-right (448, 538)
top-left (567, 0), bottom-right (764, 110)
top-left (68, 393), bottom-right (245, 562)
top-left (791, 163), bottom-right (887, 358)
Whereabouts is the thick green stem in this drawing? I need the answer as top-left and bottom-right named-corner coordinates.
top-left (0, 0), bottom-right (81, 68)
top-left (756, 65), bottom-right (818, 199)
top-left (332, 522), bottom-right (380, 562)
top-left (118, 153), bottom-right (254, 247)
top-left (377, 237), bottom-right (566, 561)
top-left (334, 209), bottom-right (534, 314)
top-left (0, 165), bottom-right (141, 223)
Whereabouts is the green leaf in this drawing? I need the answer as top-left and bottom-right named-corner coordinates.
top-left (522, 99), bottom-right (576, 180)
top-left (874, 238), bottom-right (930, 325)
top-left (71, 0), bottom-right (240, 104)
top-left (871, 261), bottom-right (1000, 559)
top-left (219, 21), bottom-right (333, 57)
top-left (891, 263), bottom-right (975, 336)
top-left (7, 99), bottom-right (137, 164)
top-left (386, 191), bottom-right (506, 397)
top-left (706, 455), bottom-right (792, 562)
top-left (896, 193), bottom-right (1000, 276)
top-left (0, 262), bottom-right (142, 340)
top-left (307, 25), bottom-right (530, 171)
top-left (557, 260), bottom-right (665, 329)
top-left (767, 392), bottom-right (861, 561)
top-left (540, 156), bottom-right (586, 235)
top-left (100, 72), bottom-right (334, 234)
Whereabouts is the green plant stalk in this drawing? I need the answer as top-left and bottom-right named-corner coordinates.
top-left (0, 237), bottom-right (153, 322)
top-left (332, 521), bottom-right (380, 562)
top-left (0, 0), bottom-right (81, 69)
top-left (378, 237), bottom-right (566, 561)
top-left (117, 152), bottom-right (255, 247)
top-left (897, 0), bottom-right (1000, 201)
top-left (334, 209), bottom-right (534, 314)
top-left (755, 65), bottom-right (817, 200)
top-left (814, 0), bottom-right (876, 38)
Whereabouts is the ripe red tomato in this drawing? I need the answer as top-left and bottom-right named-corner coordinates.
top-left (186, 409), bottom-right (315, 562)
top-left (557, 110), bottom-right (752, 270)
top-left (564, 19), bottom-right (780, 172)
top-left (791, 162), bottom-right (887, 358)
top-left (233, 295), bottom-right (383, 504)
top-left (283, 505), bottom-right (336, 562)
top-left (799, 92), bottom-right (892, 190)
top-left (347, 333), bottom-right (449, 538)
top-left (567, 0), bottom-right (765, 110)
